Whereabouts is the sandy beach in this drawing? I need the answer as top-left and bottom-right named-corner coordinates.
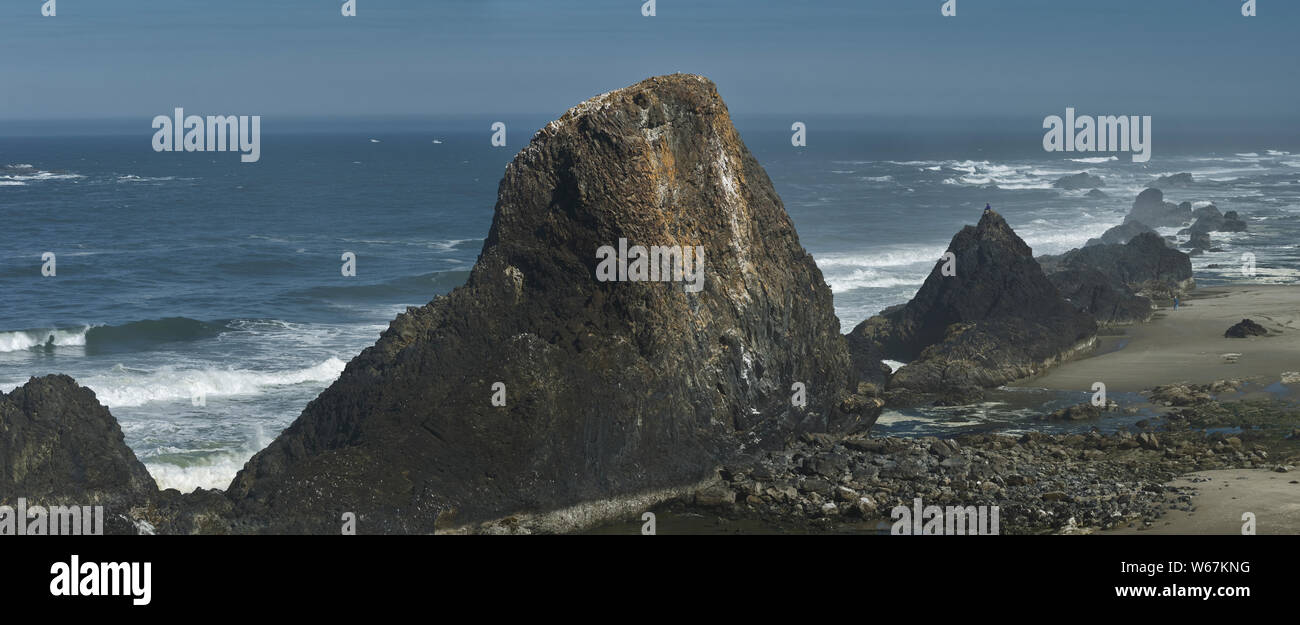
top-left (1015, 285), bottom-right (1300, 393)
top-left (1103, 468), bottom-right (1300, 534)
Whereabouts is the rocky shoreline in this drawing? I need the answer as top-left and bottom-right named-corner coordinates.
top-left (1, 73), bottom-right (1291, 535)
top-left (592, 392), bottom-right (1300, 535)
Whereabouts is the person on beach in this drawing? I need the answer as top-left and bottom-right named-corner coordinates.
top-left (984, 203), bottom-right (992, 215)
top-left (1174, 296), bottom-right (1180, 310)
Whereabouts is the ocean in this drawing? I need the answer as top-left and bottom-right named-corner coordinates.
top-left (4, 115), bottom-right (1299, 492)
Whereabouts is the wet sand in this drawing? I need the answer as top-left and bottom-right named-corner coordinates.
top-left (1015, 285), bottom-right (1300, 394)
top-left (1103, 469), bottom-right (1300, 534)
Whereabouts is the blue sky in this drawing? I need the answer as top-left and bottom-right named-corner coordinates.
top-left (1, 0), bottom-right (1296, 119)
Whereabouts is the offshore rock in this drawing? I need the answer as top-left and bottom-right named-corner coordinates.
top-left (848, 210), bottom-right (1097, 399)
top-left (1038, 232), bottom-right (1195, 300)
top-left (1125, 188), bottom-right (1191, 228)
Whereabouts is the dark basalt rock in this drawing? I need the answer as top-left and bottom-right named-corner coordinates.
top-left (223, 74), bottom-right (877, 533)
top-left (1225, 319), bottom-right (1268, 339)
top-left (1047, 267), bottom-right (1153, 326)
top-left (1039, 232), bottom-right (1195, 300)
top-left (1125, 188), bottom-right (1191, 228)
top-left (1085, 219), bottom-right (1157, 247)
top-left (1054, 172), bottom-right (1104, 190)
top-left (1126, 188), bottom-right (1192, 228)
top-left (1183, 229), bottom-right (1213, 251)
top-left (1033, 402), bottom-right (1103, 422)
top-left (1085, 188), bottom-right (1107, 199)
top-left (845, 332), bottom-right (892, 392)
top-left (1221, 211), bottom-right (1248, 232)
top-left (1179, 204), bottom-right (1247, 239)
top-left (1153, 172), bottom-right (1194, 187)
top-left (0, 375), bottom-right (157, 534)
top-left (1192, 203), bottom-right (1222, 222)
top-left (848, 210), bottom-right (1097, 396)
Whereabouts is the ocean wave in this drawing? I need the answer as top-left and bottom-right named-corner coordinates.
top-left (116, 175), bottom-right (178, 183)
top-left (1066, 156), bottom-right (1118, 164)
top-left (823, 268), bottom-right (927, 292)
top-left (144, 429), bottom-right (276, 493)
top-left (292, 270), bottom-right (470, 301)
top-left (0, 327), bottom-right (90, 352)
top-left (815, 246), bottom-right (945, 270)
top-left (1, 163), bottom-right (84, 182)
top-left (82, 357), bottom-right (346, 408)
top-left (0, 317), bottom-right (233, 354)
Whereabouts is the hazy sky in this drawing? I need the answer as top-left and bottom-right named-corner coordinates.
top-left (1, 0), bottom-right (1296, 119)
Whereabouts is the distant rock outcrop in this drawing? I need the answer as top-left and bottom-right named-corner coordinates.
top-left (1124, 188), bottom-right (1191, 228)
top-left (848, 210), bottom-right (1097, 401)
top-left (1039, 232), bottom-right (1195, 303)
top-left (1153, 172), bottom-right (1194, 187)
top-left (1085, 220), bottom-right (1158, 247)
top-left (1085, 188), bottom-right (1107, 199)
top-left (222, 74), bottom-right (877, 533)
top-left (1054, 172), bottom-right (1104, 190)
top-left (0, 375), bottom-right (157, 534)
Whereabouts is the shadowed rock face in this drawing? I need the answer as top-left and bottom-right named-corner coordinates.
top-left (1047, 268), bottom-right (1153, 326)
top-left (1039, 232), bottom-right (1195, 300)
top-left (848, 210), bottom-right (1097, 398)
top-left (0, 375), bottom-right (157, 534)
top-left (224, 74), bottom-right (874, 533)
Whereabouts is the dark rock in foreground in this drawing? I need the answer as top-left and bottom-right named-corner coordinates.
top-left (224, 74), bottom-right (876, 533)
top-left (1125, 188), bottom-right (1191, 228)
top-left (848, 210), bottom-right (1097, 399)
top-left (1225, 318), bottom-right (1269, 339)
top-left (1054, 172), bottom-right (1104, 190)
top-left (0, 375), bottom-right (157, 534)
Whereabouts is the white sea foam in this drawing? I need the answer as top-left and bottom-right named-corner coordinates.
top-left (145, 429), bottom-right (277, 493)
top-left (1066, 156), bottom-right (1118, 164)
top-left (82, 358), bottom-right (347, 408)
top-left (0, 327), bottom-right (91, 352)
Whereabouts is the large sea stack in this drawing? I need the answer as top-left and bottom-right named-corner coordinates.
top-left (848, 210), bottom-right (1097, 401)
top-left (224, 74), bottom-right (876, 533)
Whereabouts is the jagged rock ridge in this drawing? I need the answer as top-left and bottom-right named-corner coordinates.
top-left (848, 210), bottom-right (1097, 400)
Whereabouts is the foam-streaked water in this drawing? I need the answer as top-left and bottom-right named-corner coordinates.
top-left (4, 117), bottom-right (1299, 492)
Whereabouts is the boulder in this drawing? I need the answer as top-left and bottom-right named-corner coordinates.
top-left (1224, 319), bottom-right (1268, 338)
